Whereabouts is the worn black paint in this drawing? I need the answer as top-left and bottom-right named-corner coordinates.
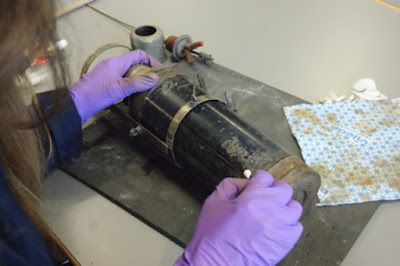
top-left (129, 70), bottom-right (288, 189)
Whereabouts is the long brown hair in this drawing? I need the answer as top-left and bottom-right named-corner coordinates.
top-left (0, 0), bottom-right (69, 231)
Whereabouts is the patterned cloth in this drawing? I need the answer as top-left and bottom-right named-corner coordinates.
top-left (283, 99), bottom-right (400, 206)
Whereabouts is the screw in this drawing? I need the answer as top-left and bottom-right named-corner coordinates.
top-left (197, 73), bottom-right (206, 91)
top-left (129, 126), bottom-right (142, 137)
top-left (225, 90), bottom-right (237, 112)
top-left (191, 73), bottom-right (198, 104)
top-left (197, 52), bottom-right (213, 61)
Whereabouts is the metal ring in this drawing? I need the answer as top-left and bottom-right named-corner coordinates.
top-left (80, 43), bottom-right (131, 77)
top-left (166, 95), bottom-right (219, 166)
top-left (172, 35), bottom-right (192, 61)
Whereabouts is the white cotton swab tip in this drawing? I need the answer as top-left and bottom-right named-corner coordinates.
top-left (243, 169), bottom-right (252, 179)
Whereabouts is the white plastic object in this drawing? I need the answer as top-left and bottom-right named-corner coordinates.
top-left (243, 169), bottom-right (252, 179)
top-left (352, 78), bottom-right (387, 100)
top-left (352, 78), bottom-right (377, 92)
top-left (55, 39), bottom-right (68, 50)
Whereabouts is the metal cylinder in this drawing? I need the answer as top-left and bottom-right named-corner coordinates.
top-left (128, 67), bottom-right (320, 212)
top-left (130, 25), bottom-right (167, 62)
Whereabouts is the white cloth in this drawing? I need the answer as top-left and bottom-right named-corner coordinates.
top-left (284, 98), bottom-right (400, 206)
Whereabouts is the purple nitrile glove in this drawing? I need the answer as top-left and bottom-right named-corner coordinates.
top-left (70, 50), bottom-right (161, 124)
top-left (175, 170), bottom-right (303, 266)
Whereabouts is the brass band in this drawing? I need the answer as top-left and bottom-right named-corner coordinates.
top-left (166, 95), bottom-right (219, 166)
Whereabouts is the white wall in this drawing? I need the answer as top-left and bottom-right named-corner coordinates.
top-left (60, 0), bottom-right (400, 102)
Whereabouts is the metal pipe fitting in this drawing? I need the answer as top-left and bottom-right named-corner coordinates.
top-left (130, 25), bottom-right (167, 62)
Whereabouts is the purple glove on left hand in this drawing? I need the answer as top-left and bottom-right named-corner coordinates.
top-left (70, 50), bottom-right (161, 124)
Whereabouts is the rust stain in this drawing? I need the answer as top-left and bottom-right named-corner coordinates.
top-left (356, 119), bottom-right (377, 135)
top-left (393, 156), bottom-right (400, 163)
top-left (395, 163), bottom-right (400, 173)
top-left (359, 176), bottom-right (373, 186)
top-left (387, 102), bottom-right (399, 112)
top-left (389, 177), bottom-right (400, 190)
top-left (373, 157), bottom-right (400, 190)
top-left (312, 164), bottom-right (329, 177)
top-left (373, 101), bottom-right (400, 115)
top-left (356, 165), bottom-right (374, 186)
top-left (325, 113), bottom-right (338, 125)
top-left (303, 127), bottom-right (315, 135)
top-left (356, 119), bottom-right (370, 130)
top-left (341, 165), bottom-right (374, 186)
top-left (364, 128), bottom-right (377, 134)
top-left (332, 165), bottom-right (346, 177)
top-left (373, 100), bottom-right (400, 116)
top-left (299, 99), bottom-right (400, 203)
top-left (354, 109), bottom-right (365, 115)
top-left (346, 171), bottom-right (358, 184)
top-left (293, 109), bottom-right (324, 127)
top-left (374, 159), bottom-right (391, 168)
top-left (379, 119), bottom-right (399, 127)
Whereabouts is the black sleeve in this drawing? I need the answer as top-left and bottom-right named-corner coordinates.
top-left (0, 167), bottom-right (54, 266)
top-left (37, 89), bottom-right (82, 166)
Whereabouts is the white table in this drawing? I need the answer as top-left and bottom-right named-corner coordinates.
top-left (44, 1), bottom-right (400, 265)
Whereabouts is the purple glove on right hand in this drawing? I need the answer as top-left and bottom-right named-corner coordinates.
top-left (175, 170), bottom-right (303, 266)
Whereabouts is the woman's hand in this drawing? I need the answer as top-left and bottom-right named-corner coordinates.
top-left (175, 170), bottom-right (303, 266)
top-left (70, 50), bottom-right (161, 124)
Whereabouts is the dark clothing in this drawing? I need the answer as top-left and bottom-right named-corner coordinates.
top-left (0, 90), bottom-right (82, 265)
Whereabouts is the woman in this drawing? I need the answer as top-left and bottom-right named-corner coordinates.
top-left (0, 1), bottom-right (303, 265)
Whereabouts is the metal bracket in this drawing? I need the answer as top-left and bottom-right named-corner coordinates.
top-left (110, 105), bottom-right (169, 154)
top-left (166, 95), bottom-right (219, 166)
top-left (80, 43), bottom-right (131, 77)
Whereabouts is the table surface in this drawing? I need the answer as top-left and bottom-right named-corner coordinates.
top-left (42, 1), bottom-right (400, 265)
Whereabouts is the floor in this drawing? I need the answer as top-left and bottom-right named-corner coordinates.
top-left (42, 1), bottom-right (400, 265)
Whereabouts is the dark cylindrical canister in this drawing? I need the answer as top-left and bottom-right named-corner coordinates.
top-left (128, 67), bottom-right (320, 212)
